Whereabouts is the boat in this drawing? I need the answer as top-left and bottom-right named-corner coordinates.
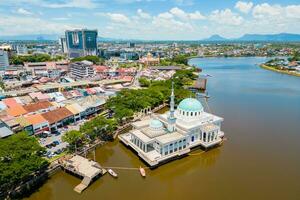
top-left (108, 169), bottom-right (118, 178)
top-left (139, 166), bottom-right (146, 177)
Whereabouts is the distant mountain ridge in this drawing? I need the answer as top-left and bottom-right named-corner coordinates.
top-left (203, 33), bottom-right (300, 42)
top-left (203, 34), bottom-right (227, 41)
top-left (0, 34), bottom-right (60, 41)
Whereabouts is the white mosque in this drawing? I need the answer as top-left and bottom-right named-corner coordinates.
top-left (119, 84), bottom-right (224, 167)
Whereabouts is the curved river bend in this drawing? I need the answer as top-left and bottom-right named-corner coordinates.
top-left (26, 57), bottom-right (300, 200)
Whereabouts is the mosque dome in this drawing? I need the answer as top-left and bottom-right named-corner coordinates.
top-left (178, 98), bottom-right (204, 112)
top-left (149, 119), bottom-right (163, 130)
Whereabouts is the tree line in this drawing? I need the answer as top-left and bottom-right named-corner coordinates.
top-left (0, 132), bottom-right (48, 197)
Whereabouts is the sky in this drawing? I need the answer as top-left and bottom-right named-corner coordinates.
top-left (0, 0), bottom-right (299, 40)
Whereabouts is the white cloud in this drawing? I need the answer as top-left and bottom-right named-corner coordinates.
top-left (16, 8), bottom-right (33, 15)
top-left (286, 5), bottom-right (300, 19)
top-left (169, 7), bottom-right (205, 21)
top-left (44, 0), bottom-right (97, 9)
top-left (51, 17), bottom-right (70, 21)
top-left (235, 1), bottom-right (253, 14)
top-left (252, 3), bottom-right (282, 18)
top-left (137, 9), bottom-right (151, 19)
top-left (0, 15), bottom-right (77, 35)
top-left (210, 9), bottom-right (243, 26)
top-left (157, 12), bottom-right (173, 19)
top-left (170, 7), bottom-right (188, 20)
top-left (189, 11), bottom-right (206, 20)
top-left (106, 13), bottom-right (131, 24)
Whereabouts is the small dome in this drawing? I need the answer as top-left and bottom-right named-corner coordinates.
top-left (149, 119), bottom-right (163, 129)
top-left (178, 98), bottom-right (204, 112)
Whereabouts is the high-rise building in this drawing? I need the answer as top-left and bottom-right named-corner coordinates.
top-left (0, 50), bottom-right (9, 71)
top-left (60, 37), bottom-right (68, 54)
top-left (65, 29), bottom-right (98, 58)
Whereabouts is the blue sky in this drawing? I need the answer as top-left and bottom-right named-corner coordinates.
top-left (0, 0), bottom-right (299, 40)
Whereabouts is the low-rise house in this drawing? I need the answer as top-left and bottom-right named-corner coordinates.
top-left (48, 92), bottom-right (66, 102)
top-left (25, 114), bottom-right (49, 135)
top-left (29, 92), bottom-right (50, 102)
top-left (0, 122), bottom-right (13, 138)
top-left (6, 105), bottom-right (27, 117)
top-left (77, 95), bottom-right (106, 118)
top-left (42, 107), bottom-right (73, 132)
top-left (23, 101), bottom-right (55, 114)
top-left (66, 103), bottom-right (85, 122)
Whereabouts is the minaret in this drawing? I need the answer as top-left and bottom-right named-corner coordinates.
top-left (167, 81), bottom-right (176, 132)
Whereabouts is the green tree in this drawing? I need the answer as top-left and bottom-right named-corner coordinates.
top-left (71, 55), bottom-right (104, 64)
top-left (0, 132), bottom-right (48, 194)
top-left (62, 130), bottom-right (84, 152)
top-left (80, 116), bottom-right (117, 141)
top-left (10, 54), bottom-right (53, 65)
top-left (288, 51), bottom-right (300, 62)
top-left (139, 77), bottom-right (151, 87)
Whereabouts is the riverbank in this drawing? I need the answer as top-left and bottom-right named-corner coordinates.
top-left (260, 64), bottom-right (300, 77)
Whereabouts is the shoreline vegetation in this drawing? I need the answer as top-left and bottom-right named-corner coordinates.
top-left (260, 64), bottom-right (300, 77)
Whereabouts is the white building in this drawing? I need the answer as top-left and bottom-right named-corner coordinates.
top-left (70, 61), bottom-right (95, 79)
top-left (0, 50), bottom-right (9, 71)
top-left (16, 45), bottom-right (28, 55)
top-left (119, 84), bottom-right (224, 167)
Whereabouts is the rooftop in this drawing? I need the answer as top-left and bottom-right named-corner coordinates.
top-left (25, 114), bottom-right (47, 125)
top-left (42, 107), bottom-right (73, 124)
top-left (7, 105), bottom-right (27, 117)
top-left (155, 132), bottom-right (185, 144)
top-left (23, 101), bottom-right (53, 113)
top-left (178, 98), bottom-right (204, 112)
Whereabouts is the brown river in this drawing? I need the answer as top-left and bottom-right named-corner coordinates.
top-left (26, 57), bottom-right (300, 200)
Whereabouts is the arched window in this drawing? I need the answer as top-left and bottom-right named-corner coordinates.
top-left (203, 132), bottom-right (206, 142)
top-left (183, 111), bottom-right (185, 116)
top-left (191, 112), bottom-right (193, 116)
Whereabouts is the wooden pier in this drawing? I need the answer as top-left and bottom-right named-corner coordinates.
top-left (61, 155), bottom-right (107, 194)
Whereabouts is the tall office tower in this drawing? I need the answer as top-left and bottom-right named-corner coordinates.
top-left (65, 29), bottom-right (98, 58)
top-left (60, 37), bottom-right (68, 54)
top-left (0, 50), bottom-right (9, 71)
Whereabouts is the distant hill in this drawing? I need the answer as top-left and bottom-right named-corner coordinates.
top-left (0, 34), bottom-right (60, 41)
top-left (237, 33), bottom-right (300, 42)
top-left (203, 34), bottom-right (228, 41)
top-left (202, 33), bottom-right (300, 42)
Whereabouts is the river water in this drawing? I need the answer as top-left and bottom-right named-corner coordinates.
top-left (26, 57), bottom-right (300, 200)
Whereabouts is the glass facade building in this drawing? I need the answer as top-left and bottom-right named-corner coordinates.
top-left (65, 29), bottom-right (98, 58)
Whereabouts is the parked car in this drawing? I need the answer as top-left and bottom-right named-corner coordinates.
top-left (44, 151), bottom-right (51, 157)
top-left (52, 131), bottom-right (61, 136)
top-left (53, 141), bottom-right (60, 145)
top-left (46, 144), bottom-right (52, 149)
top-left (39, 133), bottom-right (48, 138)
top-left (54, 149), bottom-right (63, 154)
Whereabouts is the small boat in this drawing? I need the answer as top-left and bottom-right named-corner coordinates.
top-left (108, 169), bottom-right (118, 178)
top-left (139, 166), bottom-right (146, 177)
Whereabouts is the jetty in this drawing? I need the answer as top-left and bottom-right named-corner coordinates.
top-left (61, 155), bottom-right (107, 193)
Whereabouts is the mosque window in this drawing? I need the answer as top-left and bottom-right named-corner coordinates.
top-left (169, 143), bottom-right (173, 153)
top-left (191, 112), bottom-right (193, 116)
